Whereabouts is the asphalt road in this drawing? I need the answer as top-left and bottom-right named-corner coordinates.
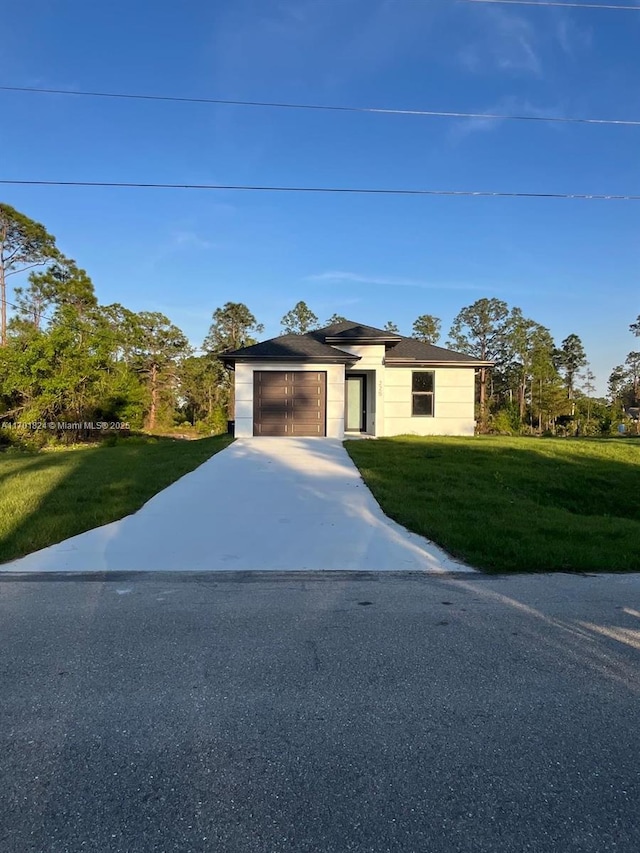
top-left (1, 571), bottom-right (639, 853)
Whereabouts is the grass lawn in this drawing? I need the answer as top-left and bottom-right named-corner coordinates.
top-left (0, 434), bottom-right (233, 564)
top-left (345, 435), bottom-right (640, 573)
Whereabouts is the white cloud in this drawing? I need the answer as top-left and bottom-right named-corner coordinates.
top-left (327, 0), bottom-right (439, 82)
top-left (448, 96), bottom-right (568, 142)
top-left (554, 16), bottom-right (593, 58)
top-left (169, 230), bottom-right (217, 251)
top-left (307, 271), bottom-right (483, 291)
top-left (207, 0), bottom-right (440, 96)
top-left (456, 7), bottom-right (543, 77)
top-left (454, 6), bottom-right (594, 79)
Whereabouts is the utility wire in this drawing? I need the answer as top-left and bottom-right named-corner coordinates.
top-left (2, 296), bottom-right (64, 337)
top-left (1, 294), bottom-right (212, 364)
top-left (1, 179), bottom-right (639, 200)
top-left (1, 292), bottom-right (123, 340)
top-left (457, 0), bottom-right (640, 10)
top-left (2, 85), bottom-right (640, 127)
top-left (0, 294), bottom-right (200, 352)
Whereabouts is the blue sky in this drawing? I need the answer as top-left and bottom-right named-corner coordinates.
top-left (2, 0), bottom-right (639, 392)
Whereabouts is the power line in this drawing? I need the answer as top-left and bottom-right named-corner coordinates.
top-left (0, 294), bottom-right (199, 351)
top-left (3, 297), bottom-right (62, 335)
top-left (1, 178), bottom-right (639, 200)
top-left (457, 0), bottom-right (640, 9)
top-left (2, 85), bottom-right (640, 127)
top-left (2, 291), bottom-right (121, 338)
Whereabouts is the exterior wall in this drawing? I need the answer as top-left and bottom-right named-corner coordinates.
top-left (234, 362), bottom-right (346, 438)
top-left (339, 344), bottom-right (386, 368)
top-left (232, 355), bottom-right (476, 439)
top-left (342, 345), bottom-right (385, 436)
top-left (382, 367), bottom-right (476, 437)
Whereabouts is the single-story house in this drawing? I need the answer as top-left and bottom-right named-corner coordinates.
top-left (221, 321), bottom-right (492, 439)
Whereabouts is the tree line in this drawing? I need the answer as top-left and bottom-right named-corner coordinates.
top-left (0, 203), bottom-right (638, 443)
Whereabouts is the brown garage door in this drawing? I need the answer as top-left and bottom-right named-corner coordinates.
top-left (253, 371), bottom-right (326, 436)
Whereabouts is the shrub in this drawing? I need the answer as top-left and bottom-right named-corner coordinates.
top-left (488, 405), bottom-right (520, 436)
top-left (195, 406), bottom-right (229, 436)
top-left (0, 427), bottom-right (49, 452)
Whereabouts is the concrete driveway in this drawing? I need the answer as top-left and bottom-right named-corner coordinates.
top-left (1, 438), bottom-right (474, 573)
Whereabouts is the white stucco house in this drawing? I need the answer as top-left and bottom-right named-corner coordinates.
top-left (221, 321), bottom-right (491, 439)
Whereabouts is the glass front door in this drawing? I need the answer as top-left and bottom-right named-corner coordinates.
top-left (346, 375), bottom-right (366, 431)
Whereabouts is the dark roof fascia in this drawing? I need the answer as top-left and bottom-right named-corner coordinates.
top-left (221, 354), bottom-right (360, 365)
top-left (384, 359), bottom-right (495, 368)
top-left (324, 335), bottom-right (401, 344)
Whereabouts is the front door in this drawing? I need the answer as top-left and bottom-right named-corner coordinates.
top-left (345, 375), bottom-right (366, 432)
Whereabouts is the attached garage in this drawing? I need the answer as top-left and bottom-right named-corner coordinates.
top-left (253, 371), bottom-right (327, 436)
top-left (222, 322), bottom-right (490, 439)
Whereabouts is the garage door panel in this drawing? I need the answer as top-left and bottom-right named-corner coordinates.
top-left (257, 424), bottom-right (324, 437)
top-left (290, 402), bottom-right (321, 410)
top-left (253, 371), bottom-right (326, 436)
top-left (291, 398), bottom-right (322, 407)
top-left (289, 376), bottom-right (324, 385)
top-left (257, 372), bottom-right (287, 383)
top-left (258, 423), bottom-right (290, 436)
top-left (259, 384), bottom-right (288, 392)
top-left (290, 424), bottom-right (325, 436)
top-left (289, 408), bottom-right (323, 419)
top-left (290, 391), bottom-right (321, 401)
top-left (257, 372), bottom-right (319, 384)
top-left (291, 401), bottom-right (322, 411)
top-left (254, 407), bottom-right (324, 419)
top-left (257, 388), bottom-right (290, 398)
top-left (255, 399), bottom-right (289, 411)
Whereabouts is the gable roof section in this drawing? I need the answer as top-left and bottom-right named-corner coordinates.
top-left (219, 321), bottom-right (493, 367)
top-left (312, 321), bottom-right (402, 343)
top-left (384, 338), bottom-right (492, 366)
top-left (220, 333), bottom-right (359, 365)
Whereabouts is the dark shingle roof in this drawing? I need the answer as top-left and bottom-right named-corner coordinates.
top-left (311, 321), bottom-right (401, 342)
top-left (220, 321), bottom-right (492, 366)
top-left (385, 338), bottom-right (490, 364)
top-left (221, 333), bottom-right (359, 364)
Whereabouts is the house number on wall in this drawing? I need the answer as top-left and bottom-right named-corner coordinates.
top-left (378, 380), bottom-right (383, 396)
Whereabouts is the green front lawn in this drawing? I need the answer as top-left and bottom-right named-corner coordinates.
top-left (0, 435), bottom-right (233, 564)
top-left (345, 436), bottom-right (640, 573)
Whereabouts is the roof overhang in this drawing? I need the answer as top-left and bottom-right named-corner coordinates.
top-left (384, 360), bottom-right (495, 368)
top-left (221, 354), bottom-right (361, 367)
top-left (325, 335), bottom-right (401, 344)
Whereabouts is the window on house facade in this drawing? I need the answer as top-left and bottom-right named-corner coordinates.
top-left (412, 371), bottom-right (434, 416)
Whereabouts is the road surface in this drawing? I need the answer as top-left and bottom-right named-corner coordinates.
top-left (1, 571), bottom-right (639, 852)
